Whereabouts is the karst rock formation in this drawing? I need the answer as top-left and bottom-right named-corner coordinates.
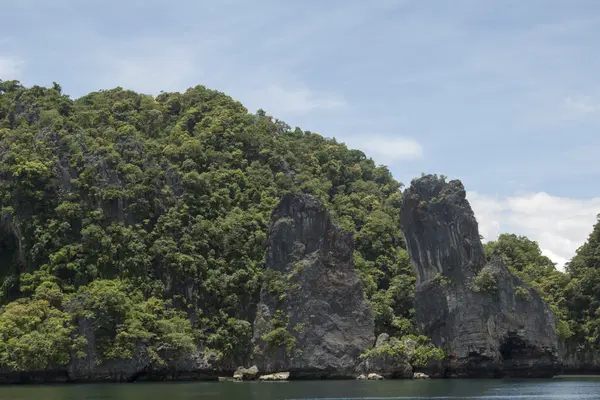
top-left (399, 175), bottom-right (560, 378)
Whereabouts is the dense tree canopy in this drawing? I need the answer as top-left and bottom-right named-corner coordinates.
top-left (0, 80), bottom-right (597, 372)
top-left (0, 80), bottom-right (415, 369)
top-left (484, 224), bottom-right (600, 351)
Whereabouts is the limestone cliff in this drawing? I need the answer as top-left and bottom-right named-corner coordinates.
top-left (399, 175), bottom-right (560, 378)
top-left (252, 194), bottom-right (374, 378)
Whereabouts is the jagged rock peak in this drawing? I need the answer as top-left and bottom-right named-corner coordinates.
top-left (399, 174), bottom-right (486, 284)
top-left (265, 193), bottom-right (349, 273)
top-left (252, 193), bottom-right (374, 378)
top-left (399, 174), bottom-right (560, 378)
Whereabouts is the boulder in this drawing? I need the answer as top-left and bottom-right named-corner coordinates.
top-left (399, 175), bottom-right (561, 378)
top-left (233, 365), bottom-right (259, 381)
top-left (356, 374), bottom-right (367, 380)
top-left (413, 372), bottom-right (430, 379)
top-left (258, 372), bottom-right (290, 381)
top-left (367, 373), bottom-right (384, 380)
top-left (252, 194), bottom-right (374, 378)
top-left (374, 333), bottom-right (390, 348)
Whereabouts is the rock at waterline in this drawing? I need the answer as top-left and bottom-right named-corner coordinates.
top-left (258, 372), bottom-right (290, 381)
top-left (233, 365), bottom-right (259, 381)
top-left (367, 373), bottom-right (384, 380)
top-left (413, 372), bottom-right (430, 379)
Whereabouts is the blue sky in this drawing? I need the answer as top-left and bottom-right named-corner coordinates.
top-left (1, 0), bottom-right (599, 268)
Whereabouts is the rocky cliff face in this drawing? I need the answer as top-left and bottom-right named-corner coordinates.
top-left (252, 194), bottom-right (374, 378)
top-left (399, 175), bottom-right (560, 378)
top-left (560, 343), bottom-right (600, 374)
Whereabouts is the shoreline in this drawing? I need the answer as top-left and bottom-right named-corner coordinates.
top-left (1, 372), bottom-right (600, 386)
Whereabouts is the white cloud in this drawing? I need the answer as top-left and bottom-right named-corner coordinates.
top-left (250, 83), bottom-right (346, 117)
top-left (0, 56), bottom-right (23, 80)
top-left (562, 95), bottom-right (600, 119)
top-left (468, 191), bottom-right (600, 270)
top-left (339, 134), bottom-right (423, 164)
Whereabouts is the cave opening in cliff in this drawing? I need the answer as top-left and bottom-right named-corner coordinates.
top-left (500, 334), bottom-right (529, 361)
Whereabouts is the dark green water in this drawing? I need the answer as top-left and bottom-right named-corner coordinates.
top-left (1, 377), bottom-right (599, 400)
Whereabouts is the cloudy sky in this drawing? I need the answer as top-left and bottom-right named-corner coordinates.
top-left (1, 0), bottom-right (599, 268)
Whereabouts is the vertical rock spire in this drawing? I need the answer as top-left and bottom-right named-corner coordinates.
top-left (400, 174), bottom-right (560, 378)
top-left (252, 194), bottom-right (374, 378)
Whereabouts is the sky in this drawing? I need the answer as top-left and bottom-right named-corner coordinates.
top-left (1, 0), bottom-right (599, 269)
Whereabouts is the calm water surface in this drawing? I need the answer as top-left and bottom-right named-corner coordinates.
top-left (0, 377), bottom-right (599, 400)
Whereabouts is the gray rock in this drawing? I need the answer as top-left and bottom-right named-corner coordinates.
top-left (233, 365), bottom-right (259, 381)
top-left (252, 194), bottom-right (374, 378)
top-left (402, 337), bottom-right (417, 354)
top-left (375, 333), bottom-right (390, 348)
top-left (560, 342), bottom-right (600, 374)
top-left (258, 371), bottom-right (290, 381)
top-left (367, 373), bottom-right (384, 380)
top-left (413, 372), bottom-right (430, 379)
top-left (356, 374), bottom-right (367, 380)
top-left (399, 175), bottom-right (561, 378)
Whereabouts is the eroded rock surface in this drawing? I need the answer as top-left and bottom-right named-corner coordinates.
top-left (233, 365), bottom-right (259, 381)
top-left (399, 175), bottom-right (560, 378)
top-left (252, 194), bottom-right (374, 378)
top-left (258, 371), bottom-right (290, 381)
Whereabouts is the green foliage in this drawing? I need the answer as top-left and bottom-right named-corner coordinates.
top-left (563, 215), bottom-right (600, 348)
top-left (71, 280), bottom-right (195, 365)
top-left (432, 273), bottom-right (451, 287)
top-left (0, 81), bottom-right (410, 367)
top-left (484, 228), bottom-right (599, 352)
top-left (260, 327), bottom-right (297, 354)
top-left (360, 337), bottom-right (407, 359)
top-left (484, 233), bottom-right (556, 273)
top-left (404, 335), bottom-right (446, 368)
top-left (555, 318), bottom-right (574, 341)
top-left (0, 298), bottom-right (75, 371)
top-left (360, 334), bottom-right (445, 368)
top-left (2, 80), bottom-right (600, 371)
top-left (515, 286), bottom-right (531, 301)
top-left (259, 309), bottom-right (297, 356)
top-left (470, 268), bottom-right (498, 293)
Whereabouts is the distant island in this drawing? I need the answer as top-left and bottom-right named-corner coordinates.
top-left (0, 80), bottom-right (598, 383)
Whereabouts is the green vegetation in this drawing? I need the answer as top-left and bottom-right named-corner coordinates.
top-left (0, 80), bottom-right (415, 370)
top-left (0, 296), bottom-right (74, 371)
top-left (484, 225), bottom-right (600, 353)
top-left (515, 286), bottom-right (531, 301)
top-left (1, 79), bottom-right (599, 372)
top-left (470, 268), bottom-right (498, 293)
top-left (360, 334), bottom-right (445, 368)
top-left (432, 272), bottom-right (451, 287)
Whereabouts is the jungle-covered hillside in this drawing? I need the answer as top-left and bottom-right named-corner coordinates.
top-left (0, 80), bottom-right (598, 373)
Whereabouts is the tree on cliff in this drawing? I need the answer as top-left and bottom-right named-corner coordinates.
top-left (565, 215), bottom-right (600, 348)
top-left (485, 219), bottom-right (600, 351)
